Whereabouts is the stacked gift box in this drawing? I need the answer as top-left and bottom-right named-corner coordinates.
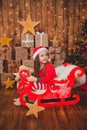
top-left (35, 32), bottom-right (48, 47)
top-left (22, 60), bottom-right (34, 68)
top-left (21, 34), bottom-right (34, 48)
top-left (14, 47), bottom-right (29, 60)
top-left (7, 60), bottom-right (21, 73)
top-left (0, 60), bottom-right (3, 73)
top-left (0, 72), bottom-right (14, 86)
top-left (0, 47), bottom-right (12, 60)
top-left (49, 39), bottom-right (66, 67)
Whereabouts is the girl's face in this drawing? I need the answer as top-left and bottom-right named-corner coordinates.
top-left (39, 50), bottom-right (49, 64)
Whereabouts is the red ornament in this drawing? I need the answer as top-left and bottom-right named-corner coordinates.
top-left (85, 45), bottom-right (87, 49)
top-left (81, 47), bottom-right (85, 51)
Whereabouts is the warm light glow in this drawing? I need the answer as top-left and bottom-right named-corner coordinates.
top-left (25, 3), bottom-right (28, 7)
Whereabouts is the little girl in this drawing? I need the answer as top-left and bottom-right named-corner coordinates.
top-left (13, 46), bottom-right (57, 106)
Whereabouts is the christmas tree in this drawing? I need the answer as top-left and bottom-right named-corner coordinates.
top-left (66, 20), bottom-right (87, 67)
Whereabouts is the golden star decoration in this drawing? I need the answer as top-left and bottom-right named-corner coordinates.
top-left (3, 77), bottom-right (15, 89)
top-left (18, 14), bottom-right (40, 35)
top-left (0, 36), bottom-right (12, 47)
top-left (26, 100), bottom-right (45, 118)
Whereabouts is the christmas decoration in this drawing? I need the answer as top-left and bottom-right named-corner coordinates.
top-left (0, 36), bottom-right (12, 47)
top-left (50, 36), bottom-right (59, 47)
top-left (3, 77), bottom-right (15, 89)
top-left (67, 20), bottom-right (87, 67)
top-left (35, 32), bottom-right (48, 47)
top-left (21, 34), bottom-right (34, 47)
top-left (18, 14), bottom-right (40, 35)
top-left (26, 100), bottom-right (45, 118)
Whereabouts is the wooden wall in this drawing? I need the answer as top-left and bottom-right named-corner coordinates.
top-left (0, 0), bottom-right (87, 53)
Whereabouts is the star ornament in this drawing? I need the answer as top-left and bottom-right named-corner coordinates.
top-left (18, 14), bottom-right (40, 35)
top-left (26, 100), bottom-right (45, 118)
top-left (3, 77), bottom-right (15, 89)
top-left (0, 36), bottom-right (12, 46)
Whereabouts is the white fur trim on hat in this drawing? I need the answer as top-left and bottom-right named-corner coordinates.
top-left (33, 47), bottom-right (48, 60)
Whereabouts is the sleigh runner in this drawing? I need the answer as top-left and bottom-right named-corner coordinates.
top-left (17, 65), bottom-right (85, 107)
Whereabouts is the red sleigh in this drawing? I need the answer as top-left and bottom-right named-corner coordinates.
top-left (17, 66), bottom-right (84, 107)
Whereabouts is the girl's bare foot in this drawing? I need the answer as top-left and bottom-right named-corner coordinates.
top-left (13, 98), bottom-right (19, 102)
top-left (13, 100), bottom-right (21, 106)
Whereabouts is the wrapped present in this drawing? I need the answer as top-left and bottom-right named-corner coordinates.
top-left (55, 47), bottom-right (61, 53)
top-left (49, 47), bottom-right (55, 54)
top-left (22, 59), bottom-right (34, 68)
top-left (60, 51), bottom-right (66, 60)
top-left (0, 47), bottom-right (12, 60)
top-left (35, 32), bottom-right (48, 47)
top-left (29, 47), bottom-right (34, 59)
top-left (8, 60), bottom-right (21, 73)
top-left (55, 54), bottom-right (61, 60)
top-left (49, 54), bottom-right (55, 60)
top-left (1, 73), bottom-right (14, 86)
top-left (0, 68), bottom-right (3, 73)
top-left (21, 34), bottom-right (34, 47)
top-left (54, 60), bottom-right (64, 67)
top-left (52, 40), bottom-right (60, 47)
top-left (14, 47), bottom-right (28, 60)
top-left (0, 60), bottom-right (3, 73)
top-left (0, 60), bottom-right (3, 66)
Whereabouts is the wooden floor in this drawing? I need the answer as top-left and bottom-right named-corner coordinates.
top-left (0, 87), bottom-right (87, 130)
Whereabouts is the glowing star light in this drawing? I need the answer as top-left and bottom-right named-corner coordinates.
top-left (3, 77), bottom-right (15, 89)
top-left (0, 36), bottom-right (12, 47)
top-left (26, 100), bottom-right (45, 118)
top-left (18, 14), bottom-right (40, 35)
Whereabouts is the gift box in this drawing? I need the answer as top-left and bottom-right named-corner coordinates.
top-left (0, 60), bottom-right (3, 73)
top-left (0, 47), bottom-right (12, 60)
top-left (55, 54), bottom-right (61, 60)
top-left (8, 60), bottom-right (21, 73)
top-left (35, 32), bottom-right (48, 47)
top-left (55, 47), bottom-right (61, 53)
top-left (49, 54), bottom-right (55, 60)
top-left (0, 73), bottom-right (14, 86)
top-left (14, 47), bottom-right (28, 60)
top-left (52, 40), bottom-right (60, 47)
top-left (22, 59), bottom-right (34, 68)
top-left (29, 47), bottom-right (34, 59)
top-left (54, 60), bottom-right (64, 67)
top-left (60, 51), bottom-right (66, 60)
top-left (21, 34), bottom-right (34, 47)
top-left (49, 47), bottom-right (55, 54)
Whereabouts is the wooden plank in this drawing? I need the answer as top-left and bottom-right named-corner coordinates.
top-left (79, 0), bottom-right (86, 34)
top-left (2, 0), bottom-right (9, 36)
top-left (41, 0), bottom-right (48, 32)
top-left (56, 0), bottom-right (64, 48)
top-left (73, 0), bottom-right (80, 42)
top-left (13, 0), bottom-right (21, 46)
top-left (0, 0), bottom-right (3, 37)
top-left (68, 0), bottom-right (75, 49)
top-left (35, 0), bottom-right (42, 31)
top-left (46, 0), bottom-right (53, 39)
top-left (63, 0), bottom-right (69, 53)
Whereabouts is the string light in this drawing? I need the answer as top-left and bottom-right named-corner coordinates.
top-left (25, 3), bottom-right (28, 7)
top-left (10, 3), bottom-right (13, 7)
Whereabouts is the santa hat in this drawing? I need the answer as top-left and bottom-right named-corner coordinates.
top-left (33, 46), bottom-right (48, 60)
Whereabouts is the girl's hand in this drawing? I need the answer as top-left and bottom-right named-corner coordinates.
top-left (27, 76), bottom-right (37, 82)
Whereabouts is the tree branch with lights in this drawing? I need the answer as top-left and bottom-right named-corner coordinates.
top-left (66, 20), bottom-right (87, 68)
